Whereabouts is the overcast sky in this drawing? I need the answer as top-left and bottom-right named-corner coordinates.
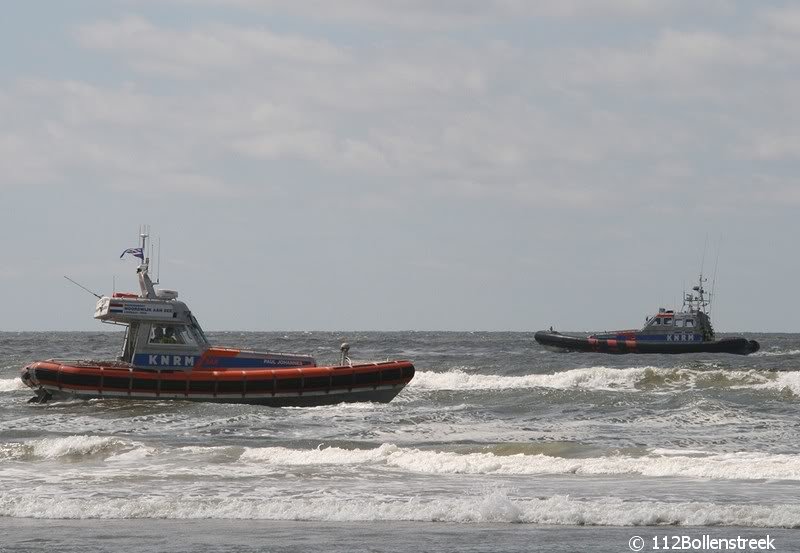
top-left (1, 1), bottom-right (798, 332)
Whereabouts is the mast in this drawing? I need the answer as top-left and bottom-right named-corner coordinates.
top-left (690, 272), bottom-right (708, 313)
top-left (709, 239), bottom-right (721, 316)
top-left (690, 271), bottom-right (714, 340)
top-left (137, 225), bottom-right (157, 299)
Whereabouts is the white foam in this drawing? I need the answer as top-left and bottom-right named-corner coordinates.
top-left (752, 349), bottom-right (800, 357)
top-left (283, 401), bottom-right (381, 411)
top-left (105, 446), bottom-right (156, 463)
top-left (238, 444), bottom-right (800, 481)
top-left (33, 435), bottom-right (130, 459)
top-left (650, 448), bottom-right (712, 456)
top-left (0, 378), bottom-right (26, 392)
top-left (410, 367), bottom-right (649, 391)
top-left (0, 443), bottom-right (27, 461)
top-left (0, 491), bottom-right (797, 526)
top-left (0, 435), bottom-right (136, 461)
top-left (703, 369), bottom-right (800, 396)
top-left (239, 443), bottom-right (398, 465)
top-left (409, 367), bottom-right (800, 396)
top-left (5, 437), bottom-right (799, 482)
top-left (755, 371), bottom-right (800, 395)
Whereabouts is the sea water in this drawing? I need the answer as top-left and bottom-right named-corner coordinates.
top-left (1, 331), bottom-right (798, 552)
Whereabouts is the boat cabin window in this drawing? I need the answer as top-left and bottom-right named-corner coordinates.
top-left (654, 318), bottom-right (661, 325)
top-left (121, 323), bottom-right (140, 362)
top-left (674, 319), bottom-right (685, 327)
top-left (148, 325), bottom-right (197, 346)
top-left (189, 326), bottom-right (208, 347)
top-left (685, 319), bottom-right (695, 328)
top-left (189, 314), bottom-right (210, 347)
top-left (663, 318), bottom-right (672, 326)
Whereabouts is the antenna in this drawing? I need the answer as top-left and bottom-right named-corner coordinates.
top-left (681, 279), bottom-right (686, 310)
top-left (692, 235), bottom-right (710, 315)
top-left (700, 234), bottom-right (708, 278)
top-left (139, 224), bottom-right (150, 262)
top-left (64, 275), bottom-right (102, 299)
top-left (156, 236), bottom-right (161, 284)
top-left (710, 236), bottom-right (722, 315)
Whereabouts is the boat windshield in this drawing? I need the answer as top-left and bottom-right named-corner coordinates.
top-left (148, 325), bottom-right (198, 346)
top-left (120, 323), bottom-right (140, 363)
top-left (190, 314), bottom-right (210, 347)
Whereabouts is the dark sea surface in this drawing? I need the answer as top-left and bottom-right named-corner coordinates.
top-left (1, 331), bottom-right (799, 552)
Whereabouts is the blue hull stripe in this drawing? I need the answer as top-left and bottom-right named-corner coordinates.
top-left (203, 357), bottom-right (314, 369)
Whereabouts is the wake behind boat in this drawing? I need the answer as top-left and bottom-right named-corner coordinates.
top-left (21, 230), bottom-right (414, 405)
top-left (535, 274), bottom-right (759, 355)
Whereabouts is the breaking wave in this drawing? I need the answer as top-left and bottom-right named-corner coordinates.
top-left (410, 368), bottom-right (800, 395)
top-left (0, 378), bottom-right (25, 392)
top-left (0, 435), bottom-right (137, 461)
top-left (411, 367), bottom-right (650, 391)
top-left (0, 491), bottom-right (797, 526)
top-left (5, 436), bottom-right (800, 482)
top-left (238, 443), bottom-right (800, 481)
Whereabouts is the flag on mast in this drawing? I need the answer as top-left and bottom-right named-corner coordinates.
top-left (120, 247), bottom-right (144, 260)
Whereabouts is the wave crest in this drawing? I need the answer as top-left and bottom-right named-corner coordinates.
top-left (0, 491), bottom-right (796, 526)
top-left (410, 367), bottom-right (800, 395)
top-left (238, 444), bottom-right (800, 481)
top-left (0, 436), bottom-right (137, 461)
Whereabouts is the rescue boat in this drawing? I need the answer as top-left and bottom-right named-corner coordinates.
top-left (21, 231), bottom-right (415, 405)
top-left (535, 274), bottom-right (760, 355)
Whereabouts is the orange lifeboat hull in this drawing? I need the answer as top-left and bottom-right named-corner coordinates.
top-left (20, 360), bottom-right (415, 406)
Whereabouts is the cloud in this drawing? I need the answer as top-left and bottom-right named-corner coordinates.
top-left (0, 79), bottom-right (238, 195)
top-left (761, 6), bottom-right (800, 35)
top-left (749, 133), bottom-right (800, 161)
top-left (144, 0), bottom-right (731, 28)
top-left (77, 16), bottom-right (349, 77)
top-left (4, 6), bottom-right (800, 213)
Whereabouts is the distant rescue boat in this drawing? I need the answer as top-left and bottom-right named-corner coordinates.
top-left (535, 274), bottom-right (759, 355)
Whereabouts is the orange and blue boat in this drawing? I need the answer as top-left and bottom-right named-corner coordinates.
top-left (21, 231), bottom-right (414, 405)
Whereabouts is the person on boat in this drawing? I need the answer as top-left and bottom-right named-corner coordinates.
top-left (151, 326), bottom-right (178, 344)
top-left (161, 327), bottom-right (178, 344)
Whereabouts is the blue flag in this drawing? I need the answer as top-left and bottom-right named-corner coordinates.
top-left (120, 247), bottom-right (144, 260)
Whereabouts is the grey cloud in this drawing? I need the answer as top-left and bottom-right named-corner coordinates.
top-left (5, 4), bottom-right (800, 213)
top-left (761, 6), bottom-right (800, 35)
top-left (149, 0), bottom-right (733, 28)
top-left (77, 16), bottom-right (350, 77)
